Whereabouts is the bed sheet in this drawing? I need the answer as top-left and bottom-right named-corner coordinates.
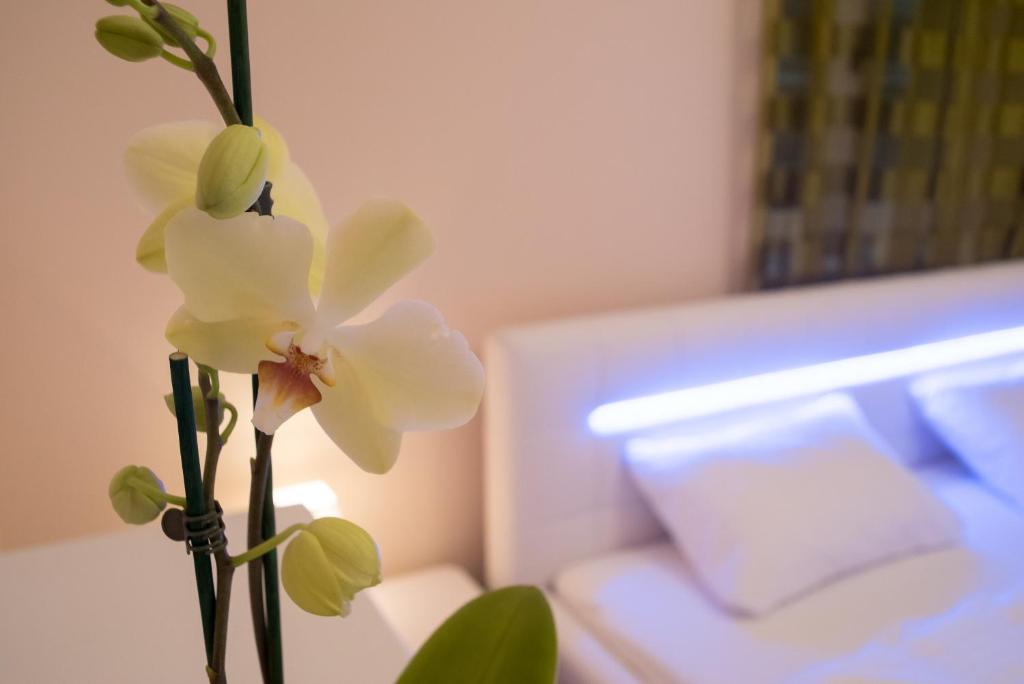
top-left (554, 463), bottom-right (1024, 684)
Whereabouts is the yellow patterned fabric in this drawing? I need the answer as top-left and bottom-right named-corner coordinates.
top-left (755, 0), bottom-right (1024, 288)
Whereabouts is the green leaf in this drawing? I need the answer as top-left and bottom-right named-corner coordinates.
top-left (163, 386), bottom-right (225, 432)
top-left (396, 585), bottom-right (557, 684)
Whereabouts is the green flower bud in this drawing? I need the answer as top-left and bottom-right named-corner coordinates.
top-left (109, 465), bottom-right (167, 525)
top-left (281, 518), bottom-right (382, 617)
top-left (95, 16), bottom-right (165, 63)
top-left (195, 125), bottom-right (269, 219)
top-left (163, 386), bottom-right (225, 432)
top-left (143, 3), bottom-right (200, 47)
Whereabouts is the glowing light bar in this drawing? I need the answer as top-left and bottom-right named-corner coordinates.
top-left (625, 394), bottom-right (840, 461)
top-left (273, 480), bottom-right (341, 519)
top-left (588, 325), bottom-right (1024, 435)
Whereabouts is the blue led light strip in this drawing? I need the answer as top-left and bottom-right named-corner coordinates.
top-left (588, 325), bottom-right (1024, 435)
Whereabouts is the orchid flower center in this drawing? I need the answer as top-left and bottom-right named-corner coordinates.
top-left (252, 331), bottom-right (336, 434)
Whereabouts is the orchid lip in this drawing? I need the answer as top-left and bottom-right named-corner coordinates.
top-left (252, 333), bottom-right (339, 434)
top-left (266, 331), bottom-right (335, 386)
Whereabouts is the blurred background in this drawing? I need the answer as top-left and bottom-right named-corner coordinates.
top-left (0, 1), bottom-right (757, 576)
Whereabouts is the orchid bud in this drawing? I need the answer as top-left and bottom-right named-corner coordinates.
top-left (143, 3), bottom-right (200, 47)
top-left (109, 465), bottom-right (167, 525)
top-left (281, 518), bottom-right (382, 617)
top-left (95, 16), bottom-right (165, 63)
top-left (195, 125), bottom-right (269, 219)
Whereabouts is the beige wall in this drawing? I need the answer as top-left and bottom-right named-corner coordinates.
top-left (0, 1), bottom-right (757, 575)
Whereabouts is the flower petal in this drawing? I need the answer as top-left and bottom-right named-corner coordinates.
top-left (316, 199), bottom-right (435, 324)
top-left (253, 116), bottom-right (290, 181)
top-left (331, 300), bottom-right (484, 431)
top-left (165, 307), bottom-right (293, 373)
top-left (273, 162), bottom-right (330, 295)
top-left (164, 208), bottom-right (316, 324)
top-left (253, 357), bottom-right (323, 434)
top-left (282, 529), bottom-right (351, 617)
top-left (306, 518), bottom-right (382, 592)
top-left (312, 355), bottom-right (402, 474)
top-left (135, 198), bottom-right (191, 273)
top-left (124, 121), bottom-right (220, 212)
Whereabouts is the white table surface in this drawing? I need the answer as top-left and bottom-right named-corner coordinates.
top-left (0, 506), bottom-right (408, 683)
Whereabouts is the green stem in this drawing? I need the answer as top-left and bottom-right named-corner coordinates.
top-left (221, 402), bottom-right (239, 442)
top-left (210, 557), bottom-right (234, 684)
top-left (169, 353), bottom-right (217, 667)
top-left (123, 0), bottom-right (158, 18)
top-left (196, 27), bottom-right (218, 57)
top-left (247, 432), bottom-right (274, 683)
top-left (198, 371), bottom-right (222, 514)
top-left (199, 369), bottom-right (233, 684)
top-left (231, 524), bottom-right (305, 567)
top-left (227, 0), bottom-right (254, 127)
top-left (261, 457), bottom-right (283, 684)
top-left (198, 365), bottom-right (221, 400)
top-left (227, 4), bottom-right (283, 680)
top-left (127, 477), bottom-right (187, 507)
top-left (142, 1), bottom-right (241, 126)
top-left (159, 49), bottom-right (195, 71)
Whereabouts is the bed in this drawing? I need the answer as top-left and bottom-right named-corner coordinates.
top-left (483, 262), bottom-right (1024, 684)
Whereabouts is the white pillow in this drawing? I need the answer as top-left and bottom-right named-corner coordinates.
top-left (911, 362), bottom-right (1024, 508)
top-left (625, 393), bottom-right (961, 617)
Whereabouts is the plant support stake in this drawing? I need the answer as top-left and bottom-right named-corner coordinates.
top-left (169, 352), bottom-right (217, 665)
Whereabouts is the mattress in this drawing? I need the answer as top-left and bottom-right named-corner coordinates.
top-left (553, 463), bottom-right (1024, 684)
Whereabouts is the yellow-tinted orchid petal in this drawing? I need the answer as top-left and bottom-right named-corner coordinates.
top-left (126, 117), bottom-right (329, 294)
top-left (135, 197), bottom-right (190, 273)
top-left (305, 518), bottom-right (382, 594)
top-left (164, 208), bottom-right (316, 324)
top-left (273, 162), bottom-right (330, 295)
top-left (331, 300), bottom-right (484, 431)
top-left (253, 116), bottom-right (290, 181)
top-left (282, 518), bottom-right (381, 617)
top-left (124, 121), bottom-right (219, 212)
top-left (282, 529), bottom-right (351, 617)
top-left (312, 354), bottom-right (402, 474)
top-left (165, 307), bottom-right (295, 373)
top-left (250, 116), bottom-right (328, 293)
top-left (316, 199), bottom-right (435, 325)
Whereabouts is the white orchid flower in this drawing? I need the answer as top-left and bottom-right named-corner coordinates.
top-left (125, 117), bottom-right (330, 291)
top-left (163, 199), bottom-right (484, 474)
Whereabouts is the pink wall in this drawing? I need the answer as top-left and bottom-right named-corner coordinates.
top-left (0, 1), bottom-right (757, 574)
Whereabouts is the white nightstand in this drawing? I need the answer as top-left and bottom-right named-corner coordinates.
top-left (368, 564), bottom-right (483, 654)
top-left (0, 507), bottom-right (407, 683)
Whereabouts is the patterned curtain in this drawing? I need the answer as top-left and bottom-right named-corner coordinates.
top-left (753, 0), bottom-right (1024, 288)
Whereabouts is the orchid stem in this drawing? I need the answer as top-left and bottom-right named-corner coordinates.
top-left (221, 402), bottom-right (239, 442)
top-left (247, 432), bottom-right (274, 683)
top-left (227, 2), bottom-right (283, 679)
top-left (232, 524), bottom-right (305, 567)
top-left (227, 0), bottom-right (254, 127)
top-left (123, 0), bottom-right (158, 19)
top-left (127, 477), bottom-right (187, 507)
top-left (198, 365), bottom-right (221, 400)
top-left (159, 49), bottom-right (195, 71)
top-left (142, 0), bottom-right (241, 126)
top-left (198, 371), bottom-right (222, 512)
top-left (199, 368), bottom-right (234, 684)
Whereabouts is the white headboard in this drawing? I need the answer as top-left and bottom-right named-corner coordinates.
top-left (484, 262), bottom-right (1024, 588)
